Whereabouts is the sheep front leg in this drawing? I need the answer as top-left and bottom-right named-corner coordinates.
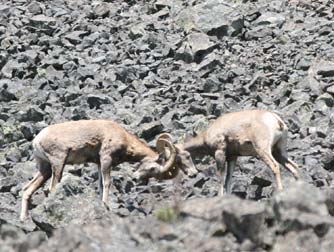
top-left (224, 156), bottom-right (237, 194)
top-left (215, 147), bottom-right (226, 196)
top-left (100, 155), bottom-right (112, 204)
top-left (98, 168), bottom-right (103, 200)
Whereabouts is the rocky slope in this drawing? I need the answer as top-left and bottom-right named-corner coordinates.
top-left (0, 0), bottom-right (333, 251)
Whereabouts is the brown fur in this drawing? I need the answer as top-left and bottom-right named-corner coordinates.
top-left (177, 110), bottom-right (299, 195)
top-left (20, 120), bottom-right (174, 221)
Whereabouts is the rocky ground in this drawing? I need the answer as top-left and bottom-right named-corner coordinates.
top-left (0, 0), bottom-right (334, 251)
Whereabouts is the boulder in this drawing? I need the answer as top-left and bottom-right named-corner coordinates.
top-left (31, 174), bottom-right (110, 233)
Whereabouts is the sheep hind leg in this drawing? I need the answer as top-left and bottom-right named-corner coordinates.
top-left (256, 148), bottom-right (283, 191)
top-left (287, 158), bottom-right (299, 177)
top-left (215, 148), bottom-right (227, 196)
top-left (20, 159), bottom-right (51, 221)
top-left (273, 139), bottom-right (299, 180)
top-left (22, 173), bottom-right (40, 191)
top-left (273, 151), bottom-right (299, 180)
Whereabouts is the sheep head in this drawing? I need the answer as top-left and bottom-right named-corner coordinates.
top-left (133, 135), bottom-right (177, 181)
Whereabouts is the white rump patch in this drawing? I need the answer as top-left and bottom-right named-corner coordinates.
top-left (263, 112), bottom-right (286, 145)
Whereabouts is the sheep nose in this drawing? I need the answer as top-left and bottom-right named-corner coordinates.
top-left (132, 172), bottom-right (148, 185)
top-left (188, 169), bottom-right (199, 178)
top-left (189, 172), bottom-right (197, 178)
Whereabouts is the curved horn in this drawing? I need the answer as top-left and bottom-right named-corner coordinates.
top-left (156, 138), bottom-right (176, 173)
top-left (156, 133), bottom-right (173, 158)
top-left (157, 133), bottom-right (173, 142)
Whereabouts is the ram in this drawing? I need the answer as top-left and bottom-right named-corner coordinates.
top-left (20, 120), bottom-right (197, 221)
top-left (169, 110), bottom-right (299, 195)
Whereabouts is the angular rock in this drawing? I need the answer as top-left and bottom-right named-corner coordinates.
top-left (326, 85), bottom-right (334, 95)
top-left (202, 76), bottom-right (221, 92)
top-left (0, 0), bottom-right (334, 251)
top-left (64, 31), bottom-right (89, 45)
top-left (253, 13), bottom-right (286, 27)
top-left (31, 174), bottom-right (109, 232)
top-left (0, 83), bottom-right (17, 102)
top-left (0, 177), bottom-right (19, 192)
top-left (29, 15), bottom-right (56, 30)
top-left (274, 180), bottom-right (328, 217)
top-left (138, 121), bottom-right (164, 141)
top-left (176, 32), bottom-right (216, 63)
top-left (322, 150), bottom-right (334, 172)
top-left (27, 2), bottom-right (43, 15)
top-left (221, 196), bottom-right (268, 244)
top-left (93, 2), bottom-right (112, 18)
top-left (0, 4), bottom-right (10, 17)
top-left (273, 230), bottom-right (320, 252)
top-left (20, 122), bottom-right (36, 141)
top-left (1, 59), bottom-right (21, 79)
top-left (16, 106), bottom-right (45, 122)
top-left (316, 62), bottom-right (334, 77)
top-left (129, 24), bottom-right (146, 40)
top-left (177, 0), bottom-right (244, 37)
top-left (86, 94), bottom-right (111, 109)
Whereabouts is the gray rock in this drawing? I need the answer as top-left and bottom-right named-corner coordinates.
top-left (1, 60), bottom-right (21, 79)
top-left (175, 32), bottom-right (217, 63)
top-left (29, 15), bottom-right (56, 30)
top-left (27, 2), bottom-right (43, 15)
top-left (20, 122), bottom-right (36, 141)
top-left (86, 94), bottom-right (111, 109)
top-left (251, 168), bottom-right (273, 188)
top-left (202, 76), bottom-right (221, 92)
top-left (31, 174), bottom-right (109, 232)
top-left (221, 196), bottom-right (268, 244)
top-left (1, 0), bottom-right (334, 251)
top-left (0, 84), bottom-right (17, 102)
top-left (16, 106), bottom-right (45, 122)
top-left (0, 4), bottom-right (10, 17)
top-left (316, 93), bottom-right (334, 109)
top-left (326, 85), bottom-right (334, 95)
top-left (273, 230), bottom-right (320, 252)
top-left (138, 120), bottom-right (164, 141)
top-left (28, 217), bottom-right (141, 252)
top-left (316, 62), bottom-right (334, 77)
top-left (274, 180), bottom-right (328, 216)
top-left (129, 24), bottom-right (146, 40)
top-left (93, 2), bottom-right (112, 18)
top-left (5, 148), bottom-right (22, 163)
top-left (245, 26), bottom-right (273, 40)
top-left (273, 180), bottom-right (334, 235)
top-left (177, 0), bottom-right (244, 37)
top-left (322, 150), bottom-right (334, 172)
top-left (253, 13), bottom-right (286, 28)
top-left (64, 31), bottom-right (89, 45)
top-left (0, 177), bottom-right (19, 192)
top-left (320, 228), bottom-right (334, 252)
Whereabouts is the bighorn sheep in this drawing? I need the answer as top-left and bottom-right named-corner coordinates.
top-left (169, 110), bottom-right (299, 195)
top-left (20, 120), bottom-right (197, 221)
